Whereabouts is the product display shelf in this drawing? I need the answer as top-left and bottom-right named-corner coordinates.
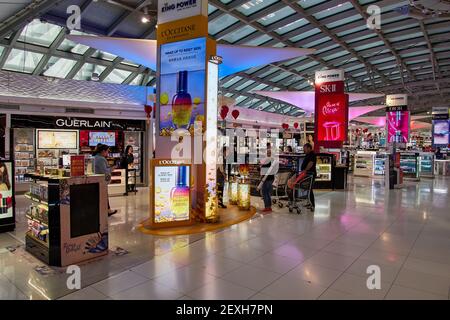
top-left (374, 153), bottom-right (387, 176)
top-left (24, 173), bottom-right (108, 267)
top-left (353, 151), bottom-right (376, 177)
top-left (419, 153), bottom-right (434, 178)
top-left (124, 132), bottom-right (142, 184)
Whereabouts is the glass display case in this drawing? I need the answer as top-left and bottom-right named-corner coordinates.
top-left (354, 151), bottom-right (376, 177)
top-left (13, 128), bottom-right (36, 184)
top-left (399, 152), bottom-right (420, 180)
top-left (419, 152), bottom-right (434, 178)
top-left (374, 152), bottom-right (387, 176)
top-left (314, 153), bottom-right (335, 189)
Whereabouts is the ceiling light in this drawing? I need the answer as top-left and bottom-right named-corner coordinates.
top-left (91, 72), bottom-right (99, 81)
top-left (141, 16), bottom-right (150, 23)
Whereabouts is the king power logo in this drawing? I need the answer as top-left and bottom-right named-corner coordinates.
top-left (161, 0), bottom-right (198, 13)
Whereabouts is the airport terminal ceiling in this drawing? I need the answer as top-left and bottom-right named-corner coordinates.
top-left (0, 0), bottom-right (449, 117)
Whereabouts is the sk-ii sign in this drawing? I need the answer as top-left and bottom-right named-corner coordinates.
top-left (158, 0), bottom-right (207, 24)
top-left (315, 69), bottom-right (345, 94)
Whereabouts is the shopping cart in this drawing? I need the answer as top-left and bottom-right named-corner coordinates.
top-left (271, 171), bottom-right (295, 208)
top-left (287, 173), bottom-right (314, 214)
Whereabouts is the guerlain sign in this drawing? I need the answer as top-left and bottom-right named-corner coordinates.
top-left (56, 119), bottom-right (112, 129)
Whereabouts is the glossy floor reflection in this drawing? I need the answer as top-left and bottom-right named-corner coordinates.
top-left (1, 176), bottom-right (449, 300)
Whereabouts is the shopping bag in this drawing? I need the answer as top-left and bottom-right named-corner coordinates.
top-left (288, 171), bottom-right (307, 189)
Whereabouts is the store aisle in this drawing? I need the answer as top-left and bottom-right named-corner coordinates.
top-left (0, 177), bottom-right (449, 300)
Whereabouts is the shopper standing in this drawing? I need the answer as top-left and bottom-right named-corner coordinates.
top-left (120, 145), bottom-right (134, 169)
top-left (93, 144), bottom-right (117, 216)
top-left (301, 143), bottom-right (317, 211)
top-left (257, 144), bottom-right (278, 213)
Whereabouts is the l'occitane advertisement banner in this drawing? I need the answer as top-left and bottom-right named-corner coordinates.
top-left (157, 15), bottom-right (208, 44)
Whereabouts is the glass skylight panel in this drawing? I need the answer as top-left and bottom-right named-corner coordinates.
top-left (3, 49), bottom-right (43, 74)
top-left (91, 50), bottom-right (117, 61)
top-left (353, 40), bottom-right (384, 51)
top-left (295, 61), bottom-right (319, 72)
top-left (0, 46), bottom-right (4, 57)
top-left (258, 101), bottom-right (271, 109)
top-left (323, 50), bottom-right (349, 62)
top-left (326, 14), bottom-right (361, 29)
top-left (252, 83), bottom-right (269, 91)
top-left (208, 4), bottom-right (218, 14)
top-left (275, 18), bottom-right (308, 35)
top-left (237, 0), bottom-right (278, 16)
top-left (103, 69), bottom-right (132, 84)
top-left (57, 30), bottom-right (92, 55)
top-left (344, 63), bottom-right (365, 72)
top-left (270, 71), bottom-right (291, 82)
top-left (272, 42), bottom-right (286, 47)
top-left (283, 56), bottom-right (307, 67)
top-left (400, 49), bottom-right (429, 58)
top-left (336, 24), bottom-right (367, 38)
top-left (313, 2), bottom-right (353, 20)
top-left (221, 25), bottom-right (256, 43)
top-left (258, 67), bottom-right (279, 78)
top-left (235, 96), bottom-right (247, 104)
top-left (370, 56), bottom-right (395, 64)
top-left (243, 34), bottom-right (272, 46)
top-left (73, 63), bottom-right (107, 81)
top-left (258, 6), bottom-right (295, 26)
top-left (209, 14), bottom-right (239, 35)
top-left (222, 76), bottom-right (242, 88)
top-left (18, 19), bottom-right (62, 47)
top-left (289, 28), bottom-right (321, 42)
top-left (388, 32), bottom-right (422, 42)
top-left (297, 0), bottom-right (327, 9)
top-left (235, 80), bottom-right (255, 91)
top-left (43, 57), bottom-right (77, 78)
top-left (130, 74), bottom-right (144, 86)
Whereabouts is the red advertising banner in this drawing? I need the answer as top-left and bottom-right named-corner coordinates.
top-left (70, 155), bottom-right (85, 177)
top-left (316, 93), bottom-right (349, 143)
top-left (314, 69), bottom-right (347, 151)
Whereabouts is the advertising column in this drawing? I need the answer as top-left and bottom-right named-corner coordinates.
top-left (0, 160), bottom-right (15, 232)
top-left (155, 0), bottom-right (218, 225)
top-left (314, 69), bottom-right (349, 152)
top-left (431, 106), bottom-right (449, 147)
top-left (385, 94), bottom-right (408, 188)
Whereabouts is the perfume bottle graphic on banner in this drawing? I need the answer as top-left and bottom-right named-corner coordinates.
top-left (170, 166), bottom-right (190, 220)
top-left (172, 71), bottom-right (193, 129)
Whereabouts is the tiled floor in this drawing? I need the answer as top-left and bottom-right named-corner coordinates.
top-left (1, 176), bottom-right (450, 300)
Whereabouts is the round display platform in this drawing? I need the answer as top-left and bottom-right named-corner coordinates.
top-left (138, 205), bottom-right (257, 236)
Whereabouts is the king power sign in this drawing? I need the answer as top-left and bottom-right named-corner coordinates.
top-left (158, 0), bottom-right (208, 24)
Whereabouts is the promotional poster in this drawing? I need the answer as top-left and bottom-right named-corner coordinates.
top-left (316, 94), bottom-right (348, 142)
top-left (37, 130), bottom-right (78, 149)
top-left (154, 165), bottom-right (191, 223)
top-left (433, 120), bottom-right (449, 146)
top-left (159, 37), bottom-right (206, 136)
top-left (387, 111), bottom-right (409, 143)
top-left (89, 132), bottom-right (116, 147)
top-left (0, 161), bottom-right (13, 220)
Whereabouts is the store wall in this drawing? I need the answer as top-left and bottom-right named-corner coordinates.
top-left (0, 114), bottom-right (5, 158)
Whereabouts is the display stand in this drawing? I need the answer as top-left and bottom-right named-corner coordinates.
top-left (399, 152), bottom-right (420, 181)
top-left (419, 152), bottom-right (434, 178)
top-left (434, 159), bottom-right (450, 176)
top-left (314, 153), bottom-right (335, 189)
top-left (354, 151), bottom-right (376, 177)
top-left (24, 173), bottom-right (108, 267)
top-left (0, 160), bottom-right (15, 233)
top-left (108, 169), bottom-right (126, 196)
top-left (127, 168), bottom-right (137, 194)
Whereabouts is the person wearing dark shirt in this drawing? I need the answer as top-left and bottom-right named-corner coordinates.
top-left (301, 143), bottom-right (316, 210)
top-left (435, 147), bottom-right (443, 160)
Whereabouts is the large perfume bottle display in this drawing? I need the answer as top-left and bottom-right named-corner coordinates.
top-left (172, 71), bottom-right (193, 129)
top-left (170, 166), bottom-right (190, 220)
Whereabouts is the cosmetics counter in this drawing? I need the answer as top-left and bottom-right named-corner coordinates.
top-left (24, 173), bottom-right (108, 266)
top-left (399, 152), bottom-right (420, 180)
top-left (374, 152), bottom-right (387, 176)
top-left (10, 115), bottom-right (146, 192)
top-left (434, 159), bottom-right (450, 176)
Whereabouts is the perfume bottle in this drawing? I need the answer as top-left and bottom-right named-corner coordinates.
top-left (171, 71), bottom-right (192, 129)
top-left (170, 166), bottom-right (190, 220)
